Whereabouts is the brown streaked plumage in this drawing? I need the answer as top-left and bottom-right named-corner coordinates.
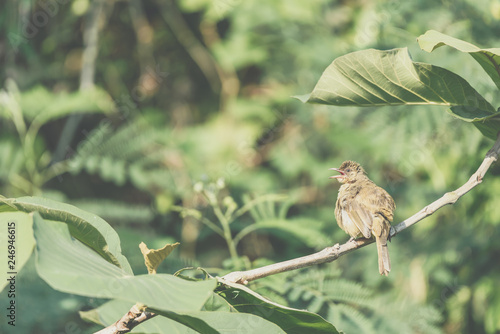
top-left (330, 160), bottom-right (395, 276)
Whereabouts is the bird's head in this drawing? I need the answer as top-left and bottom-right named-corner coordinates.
top-left (329, 160), bottom-right (366, 184)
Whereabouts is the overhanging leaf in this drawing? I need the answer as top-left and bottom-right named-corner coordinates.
top-left (418, 30), bottom-right (500, 90)
top-left (33, 213), bottom-right (217, 313)
top-left (216, 279), bottom-right (340, 334)
top-left (296, 48), bottom-right (494, 110)
top-left (0, 196), bottom-right (132, 273)
top-left (140, 241), bottom-right (180, 274)
top-left (296, 47), bottom-right (500, 139)
top-left (449, 105), bottom-right (500, 139)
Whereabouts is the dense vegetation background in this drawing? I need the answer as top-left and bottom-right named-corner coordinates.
top-left (1, 0), bottom-right (500, 333)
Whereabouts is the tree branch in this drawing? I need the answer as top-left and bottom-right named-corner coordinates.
top-left (222, 131), bottom-right (500, 284)
top-left (391, 131), bottom-right (500, 234)
top-left (97, 133), bottom-right (500, 331)
top-left (94, 304), bottom-right (156, 334)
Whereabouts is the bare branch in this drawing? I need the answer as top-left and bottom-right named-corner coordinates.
top-left (94, 304), bottom-right (156, 334)
top-left (98, 133), bottom-right (500, 330)
top-left (222, 132), bottom-right (500, 284)
top-left (392, 132), bottom-right (500, 235)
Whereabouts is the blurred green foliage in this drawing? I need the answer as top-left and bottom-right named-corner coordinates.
top-left (1, 0), bottom-right (500, 333)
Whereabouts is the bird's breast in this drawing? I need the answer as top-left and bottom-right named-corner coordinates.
top-left (335, 184), bottom-right (364, 238)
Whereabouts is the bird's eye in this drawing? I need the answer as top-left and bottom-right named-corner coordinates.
top-left (345, 168), bottom-right (351, 173)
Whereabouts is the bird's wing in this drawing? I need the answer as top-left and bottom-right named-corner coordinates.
top-left (343, 198), bottom-right (373, 239)
top-left (357, 185), bottom-right (395, 222)
top-left (341, 184), bottom-right (395, 239)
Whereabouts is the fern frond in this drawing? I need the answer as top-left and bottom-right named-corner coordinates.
top-left (321, 279), bottom-right (374, 307)
top-left (285, 267), bottom-right (443, 334)
top-left (68, 118), bottom-right (179, 192)
top-left (332, 303), bottom-right (378, 334)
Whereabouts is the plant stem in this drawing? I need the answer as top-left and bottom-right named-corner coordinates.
top-left (212, 204), bottom-right (240, 265)
top-left (171, 206), bottom-right (225, 238)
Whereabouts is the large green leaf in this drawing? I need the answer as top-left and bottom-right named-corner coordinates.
top-left (0, 196), bottom-right (132, 273)
top-left (296, 48), bottom-right (494, 110)
top-left (33, 214), bottom-right (217, 313)
top-left (151, 309), bottom-right (286, 334)
top-left (296, 47), bottom-right (500, 140)
top-left (418, 30), bottom-right (500, 91)
top-left (83, 299), bottom-right (286, 333)
top-left (0, 212), bottom-right (35, 292)
top-left (216, 280), bottom-right (340, 334)
top-left (81, 299), bottom-right (198, 333)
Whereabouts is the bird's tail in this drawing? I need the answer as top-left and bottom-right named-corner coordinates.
top-left (372, 215), bottom-right (391, 276)
top-left (375, 234), bottom-right (391, 276)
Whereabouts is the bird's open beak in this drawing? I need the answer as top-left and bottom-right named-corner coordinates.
top-left (329, 168), bottom-right (345, 179)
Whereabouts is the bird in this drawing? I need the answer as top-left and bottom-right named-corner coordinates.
top-left (330, 160), bottom-right (395, 276)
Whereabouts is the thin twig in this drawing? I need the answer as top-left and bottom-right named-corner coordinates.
top-left (222, 131), bottom-right (500, 284)
top-left (391, 132), bottom-right (500, 234)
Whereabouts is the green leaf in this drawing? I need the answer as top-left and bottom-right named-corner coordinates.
top-left (0, 139), bottom-right (25, 181)
top-left (19, 85), bottom-right (114, 124)
top-left (297, 47), bottom-right (500, 139)
top-left (149, 310), bottom-right (219, 334)
top-left (418, 30), bottom-right (500, 91)
top-left (81, 299), bottom-right (197, 333)
top-left (85, 299), bottom-right (287, 333)
top-left (296, 48), bottom-right (494, 110)
top-left (0, 79), bottom-right (26, 136)
top-left (0, 196), bottom-right (132, 274)
top-left (67, 118), bottom-right (177, 191)
top-left (216, 280), bottom-right (340, 334)
top-left (0, 212), bottom-right (35, 292)
top-left (449, 106), bottom-right (500, 140)
top-left (153, 310), bottom-right (287, 334)
top-left (33, 214), bottom-right (217, 313)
